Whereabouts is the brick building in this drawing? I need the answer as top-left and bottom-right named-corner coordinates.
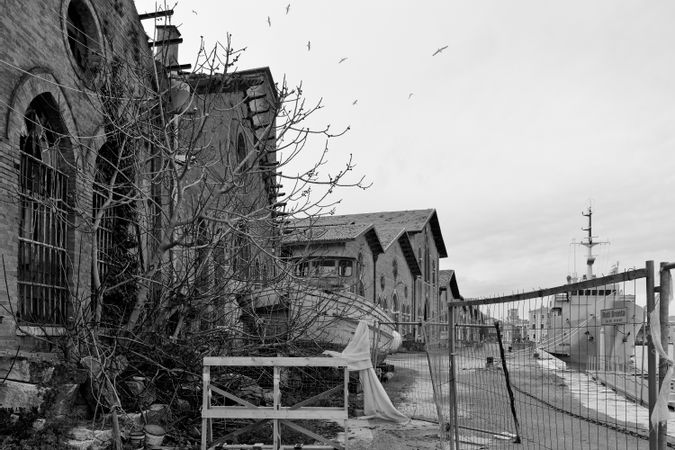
top-left (282, 209), bottom-right (448, 337)
top-left (0, 0), bottom-right (152, 350)
top-left (438, 269), bottom-right (462, 323)
top-left (0, 2), bottom-right (281, 351)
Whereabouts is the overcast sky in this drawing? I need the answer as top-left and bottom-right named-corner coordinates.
top-left (137, 1), bottom-right (675, 300)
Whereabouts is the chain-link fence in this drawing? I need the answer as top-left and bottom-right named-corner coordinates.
top-left (447, 263), bottom-right (673, 449)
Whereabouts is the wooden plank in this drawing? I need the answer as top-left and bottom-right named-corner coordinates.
top-left (289, 385), bottom-right (342, 410)
top-left (203, 356), bottom-right (347, 368)
top-left (449, 268), bottom-right (647, 307)
top-left (201, 365), bottom-right (210, 450)
top-left (343, 367), bottom-right (349, 417)
top-left (280, 420), bottom-right (344, 450)
top-left (211, 446), bottom-right (336, 450)
top-left (209, 384), bottom-right (256, 408)
top-left (213, 420), bottom-right (269, 447)
top-left (148, 38), bottom-right (184, 48)
top-left (138, 10), bottom-right (174, 20)
top-left (273, 366), bottom-right (280, 450)
top-left (166, 63), bottom-right (192, 71)
top-left (203, 407), bottom-right (346, 421)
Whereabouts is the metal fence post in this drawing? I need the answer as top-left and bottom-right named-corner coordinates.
top-left (658, 263), bottom-right (672, 449)
top-left (646, 260), bottom-right (657, 450)
top-left (448, 304), bottom-right (460, 450)
top-left (494, 321), bottom-right (521, 443)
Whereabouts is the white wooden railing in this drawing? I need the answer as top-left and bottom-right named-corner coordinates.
top-left (201, 356), bottom-right (349, 450)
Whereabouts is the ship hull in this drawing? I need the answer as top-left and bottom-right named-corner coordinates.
top-left (249, 285), bottom-right (402, 355)
top-left (541, 292), bottom-right (643, 370)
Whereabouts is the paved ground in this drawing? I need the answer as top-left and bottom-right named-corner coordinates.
top-left (338, 351), bottom-right (660, 449)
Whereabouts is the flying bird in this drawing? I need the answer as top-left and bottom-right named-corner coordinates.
top-left (191, 9), bottom-right (197, 15)
top-left (408, 93), bottom-right (414, 100)
top-left (338, 57), bottom-right (348, 64)
top-left (267, 16), bottom-right (272, 27)
top-left (306, 41), bottom-right (311, 51)
top-left (286, 3), bottom-right (290, 14)
top-left (432, 45), bottom-right (448, 56)
top-left (352, 99), bottom-right (358, 106)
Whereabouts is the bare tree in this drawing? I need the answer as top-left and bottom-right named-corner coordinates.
top-left (7, 9), bottom-right (368, 435)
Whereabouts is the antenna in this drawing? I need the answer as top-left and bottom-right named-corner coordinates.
top-left (577, 205), bottom-right (608, 279)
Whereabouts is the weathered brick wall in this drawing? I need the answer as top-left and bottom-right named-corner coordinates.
top-left (371, 241), bottom-right (415, 334)
top-left (0, 0), bottom-right (150, 350)
top-left (180, 71), bottom-right (279, 293)
top-left (408, 223), bottom-right (442, 322)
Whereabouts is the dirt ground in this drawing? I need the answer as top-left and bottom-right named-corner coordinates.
top-left (340, 352), bottom-right (658, 449)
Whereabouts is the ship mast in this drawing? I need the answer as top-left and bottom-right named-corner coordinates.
top-left (579, 206), bottom-right (608, 279)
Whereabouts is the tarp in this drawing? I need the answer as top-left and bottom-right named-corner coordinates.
top-left (324, 321), bottom-right (409, 423)
top-left (650, 288), bottom-right (674, 427)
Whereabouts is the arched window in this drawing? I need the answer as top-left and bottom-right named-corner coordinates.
top-left (65, 0), bottom-right (102, 73)
top-left (93, 142), bottom-right (119, 287)
top-left (356, 252), bottom-right (365, 296)
top-left (236, 133), bottom-right (247, 168)
top-left (18, 94), bottom-right (71, 324)
top-left (254, 258), bottom-right (261, 283)
top-left (236, 133), bottom-right (249, 194)
top-left (232, 223), bottom-right (251, 281)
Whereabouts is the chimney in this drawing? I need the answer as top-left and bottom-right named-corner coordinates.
top-left (154, 25), bottom-right (181, 68)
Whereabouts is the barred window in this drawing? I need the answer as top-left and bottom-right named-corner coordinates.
top-left (93, 142), bottom-right (118, 284)
top-left (232, 224), bottom-right (251, 281)
top-left (236, 133), bottom-right (248, 194)
top-left (18, 96), bottom-right (70, 325)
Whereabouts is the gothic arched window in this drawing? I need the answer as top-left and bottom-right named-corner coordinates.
top-left (18, 94), bottom-right (71, 325)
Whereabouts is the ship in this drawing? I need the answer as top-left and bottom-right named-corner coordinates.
top-left (242, 256), bottom-right (402, 357)
top-left (540, 207), bottom-right (644, 369)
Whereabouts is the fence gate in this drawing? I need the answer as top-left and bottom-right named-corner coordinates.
top-left (446, 261), bottom-right (674, 450)
top-left (201, 356), bottom-right (349, 450)
top-left (376, 321), bottom-right (454, 448)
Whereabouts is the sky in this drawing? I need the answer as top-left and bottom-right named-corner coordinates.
top-left (136, 0), bottom-right (675, 300)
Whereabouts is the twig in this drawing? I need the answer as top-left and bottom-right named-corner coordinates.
top-left (1, 346), bottom-right (21, 385)
top-left (111, 406), bottom-right (123, 450)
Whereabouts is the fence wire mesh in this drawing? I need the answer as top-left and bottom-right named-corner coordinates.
top-left (203, 362), bottom-right (347, 448)
top-left (449, 271), bottom-right (672, 449)
top-left (384, 351), bottom-right (439, 423)
top-left (378, 322), bottom-right (451, 448)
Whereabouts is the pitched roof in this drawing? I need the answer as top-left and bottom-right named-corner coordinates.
top-left (291, 209), bottom-right (447, 257)
top-left (282, 222), bottom-right (372, 243)
top-left (281, 221), bottom-right (384, 255)
top-left (439, 269), bottom-right (462, 300)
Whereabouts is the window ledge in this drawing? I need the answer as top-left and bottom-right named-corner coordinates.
top-left (16, 326), bottom-right (66, 337)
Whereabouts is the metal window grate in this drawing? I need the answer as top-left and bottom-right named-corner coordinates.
top-left (93, 186), bottom-right (114, 282)
top-left (18, 152), bottom-right (69, 325)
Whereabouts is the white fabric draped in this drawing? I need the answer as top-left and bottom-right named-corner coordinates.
top-left (325, 320), bottom-right (409, 423)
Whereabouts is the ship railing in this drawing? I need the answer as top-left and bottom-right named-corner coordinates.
top-left (586, 355), bottom-right (635, 374)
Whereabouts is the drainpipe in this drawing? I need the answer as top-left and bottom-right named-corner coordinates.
top-left (372, 253), bottom-right (379, 304)
top-left (412, 276), bottom-right (417, 321)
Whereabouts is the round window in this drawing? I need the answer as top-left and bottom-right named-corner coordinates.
top-left (64, 0), bottom-right (102, 75)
